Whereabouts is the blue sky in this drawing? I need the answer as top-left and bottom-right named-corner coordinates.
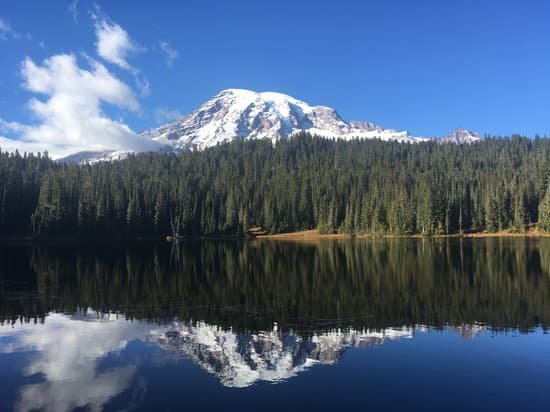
top-left (1, 0), bottom-right (549, 156)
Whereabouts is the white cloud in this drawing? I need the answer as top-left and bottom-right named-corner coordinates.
top-left (159, 41), bottom-right (179, 68)
top-left (0, 54), bottom-right (161, 159)
top-left (0, 312), bottom-right (151, 412)
top-left (0, 10), bottom-right (177, 159)
top-left (0, 17), bottom-right (17, 40)
top-left (68, 0), bottom-right (79, 23)
top-left (135, 74), bottom-right (150, 97)
top-left (0, 136), bottom-right (57, 156)
top-left (0, 18), bottom-right (12, 38)
top-left (92, 12), bottom-right (152, 100)
top-left (153, 107), bottom-right (183, 124)
top-left (94, 17), bottom-right (137, 71)
top-left (0, 17), bottom-right (31, 41)
top-left (0, 17), bottom-right (35, 42)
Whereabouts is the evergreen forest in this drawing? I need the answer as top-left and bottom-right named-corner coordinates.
top-left (2, 133), bottom-right (550, 238)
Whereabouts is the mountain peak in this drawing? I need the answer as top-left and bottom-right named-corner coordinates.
top-left (441, 128), bottom-right (482, 144)
top-left (64, 91), bottom-right (482, 163)
top-left (141, 89), bottom-right (427, 149)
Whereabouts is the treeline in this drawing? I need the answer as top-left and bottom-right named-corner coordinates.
top-left (3, 133), bottom-right (550, 237)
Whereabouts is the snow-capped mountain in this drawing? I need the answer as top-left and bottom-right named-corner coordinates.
top-left (148, 321), bottom-right (415, 388)
top-left (440, 128), bottom-right (482, 144)
top-left (60, 89), bottom-right (482, 163)
top-left (141, 89), bottom-right (428, 150)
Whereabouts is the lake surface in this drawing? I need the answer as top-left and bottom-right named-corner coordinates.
top-left (1, 238), bottom-right (550, 411)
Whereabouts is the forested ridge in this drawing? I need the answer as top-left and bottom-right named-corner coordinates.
top-left (2, 133), bottom-right (550, 238)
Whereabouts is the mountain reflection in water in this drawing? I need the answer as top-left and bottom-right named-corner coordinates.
top-left (1, 238), bottom-right (549, 411)
top-left (148, 321), bottom-right (418, 388)
top-left (1, 308), bottom-right (488, 410)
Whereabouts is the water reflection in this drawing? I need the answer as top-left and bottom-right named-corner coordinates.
top-left (1, 238), bottom-right (549, 411)
top-left (148, 322), bottom-right (416, 388)
top-left (0, 311), bottom-right (150, 412)
top-left (2, 238), bottom-right (550, 330)
top-left (1, 309), bottom-right (491, 404)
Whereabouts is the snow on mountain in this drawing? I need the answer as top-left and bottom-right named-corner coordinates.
top-left (141, 89), bottom-right (428, 150)
top-left (58, 150), bottom-right (133, 164)
top-left (57, 145), bottom-right (174, 164)
top-left (440, 128), bottom-right (482, 144)
top-left (58, 90), bottom-right (481, 164)
top-left (148, 321), bottom-right (415, 388)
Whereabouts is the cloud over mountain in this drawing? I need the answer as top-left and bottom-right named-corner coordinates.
top-left (0, 12), bottom-right (162, 159)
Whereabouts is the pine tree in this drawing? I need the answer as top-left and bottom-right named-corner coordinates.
top-left (153, 190), bottom-right (166, 233)
top-left (417, 183), bottom-right (434, 235)
top-left (224, 190), bottom-right (237, 232)
top-left (513, 192), bottom-right (528, 232)
top-left (485, 194), bottom-right (500, 232)
top-left (538, 186), bottom-right (550, 232)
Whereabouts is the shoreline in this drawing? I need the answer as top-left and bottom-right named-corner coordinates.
top-left (2, 229), bottom-right (550, 245)
top-left (255, 229), bottom-right (550, 240)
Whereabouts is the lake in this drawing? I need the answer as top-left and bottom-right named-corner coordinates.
top-left (1, 238), bottom-right (550, 411)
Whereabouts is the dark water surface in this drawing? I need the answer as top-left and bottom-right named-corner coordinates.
top-left (1, 238), bottom-right (550, 411)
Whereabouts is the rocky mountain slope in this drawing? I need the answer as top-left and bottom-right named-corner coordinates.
top-left (60, 89), bottom-right (482, 163)
top-left (141, 89), bottom-right (428, 150)
top-left (440, 128), bottom-right (481, 144)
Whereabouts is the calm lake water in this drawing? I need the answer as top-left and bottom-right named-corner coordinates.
top-left (1, 238), bottom-right (550, 411)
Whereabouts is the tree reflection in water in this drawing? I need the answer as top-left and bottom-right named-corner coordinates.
top-left (2, 238), bottom-right (549, 331)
